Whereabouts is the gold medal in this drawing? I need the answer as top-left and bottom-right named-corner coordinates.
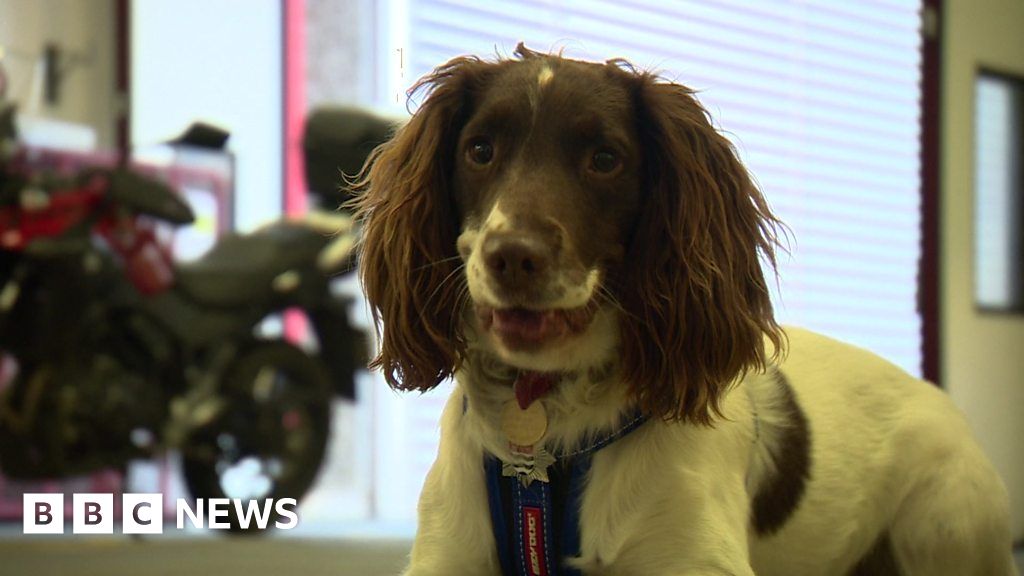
top-left (500, 400), bottom-right (548, 447)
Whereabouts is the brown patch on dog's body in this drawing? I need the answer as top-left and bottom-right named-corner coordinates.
top-left (751, 369), bottom-right (811, 536)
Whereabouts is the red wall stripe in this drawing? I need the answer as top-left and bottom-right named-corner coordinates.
top-left (284, 0), bottom-right (307, 216)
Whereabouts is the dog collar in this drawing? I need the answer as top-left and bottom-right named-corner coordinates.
top-left (498, 372), bottom-right (558, 483)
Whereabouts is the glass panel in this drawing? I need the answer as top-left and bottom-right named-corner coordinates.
top-left (975, 72), bottom-right (1024, 312)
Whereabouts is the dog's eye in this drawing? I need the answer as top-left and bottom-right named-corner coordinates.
top-left (467, 139), bottom-right (495, 165)
top-left (590, 149), bottom-right (620, 174)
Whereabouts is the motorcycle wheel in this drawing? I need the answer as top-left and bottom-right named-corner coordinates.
top-left (182, 341), bottom-right (331, 535)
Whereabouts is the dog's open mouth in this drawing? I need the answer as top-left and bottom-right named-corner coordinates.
top-left (476, 304), bottom-right (596, 348)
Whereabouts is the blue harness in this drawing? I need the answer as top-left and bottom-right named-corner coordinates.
top-left (479, 402), bottom-right (647, 576)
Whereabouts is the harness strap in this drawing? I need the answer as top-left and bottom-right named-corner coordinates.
top-left (486, 456), bottom-right (515, 576)
top-left (559, 455), bottom-right (590, 576)
top-left (484, 409), bottom-right (647, 575)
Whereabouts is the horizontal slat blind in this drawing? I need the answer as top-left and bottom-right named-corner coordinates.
top-left (375, 0), bottom-right (923, 522)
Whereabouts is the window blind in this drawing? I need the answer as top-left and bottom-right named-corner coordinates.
top-left (373, 0), bottom-right (924, 522)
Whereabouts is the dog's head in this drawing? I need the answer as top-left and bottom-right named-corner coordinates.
top-left (353, 44), bottom-right (784, 423)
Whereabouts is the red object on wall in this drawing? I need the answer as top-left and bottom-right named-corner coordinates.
top-left (284, 0), bottom-right (307, 216)
top-left (283, 0), bottom-right (309, 341)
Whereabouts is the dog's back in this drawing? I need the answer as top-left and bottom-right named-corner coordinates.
top-left (747, 328), bottom-right (1016, 575)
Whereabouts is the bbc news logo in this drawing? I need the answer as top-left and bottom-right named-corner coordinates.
top-left (23, 493), bottom-right (298, 534)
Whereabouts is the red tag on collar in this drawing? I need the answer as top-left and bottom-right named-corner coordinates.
top-left (521, 506), bottom-right (549, 576)
top-left (514, 372), bottom-right (556, 410)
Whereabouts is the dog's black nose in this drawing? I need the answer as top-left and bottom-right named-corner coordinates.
top-left (482, 233), bottom-right (553, 289)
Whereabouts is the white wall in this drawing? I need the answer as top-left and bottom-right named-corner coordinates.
top-left (943, 0), bottom-right (1024, 540)
top-left (0, 0), bottom-right (117, 147)
top-left (131, 0), bottom-right (283, 231)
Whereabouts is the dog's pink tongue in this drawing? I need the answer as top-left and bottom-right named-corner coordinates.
top-left (514, 372), bottom-right (557, 410)
top-left (492, 308), bottom-right (562, 343)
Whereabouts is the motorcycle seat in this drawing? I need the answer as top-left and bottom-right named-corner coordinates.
top-left (174, 222), bottom-right (329, 307)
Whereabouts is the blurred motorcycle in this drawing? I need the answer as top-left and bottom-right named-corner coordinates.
top-left (0, 103), bottom-right (367, 531)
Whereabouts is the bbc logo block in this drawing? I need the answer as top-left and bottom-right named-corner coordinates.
top-left (23, 493), bottom-right (165, 534)
top-left (73, 494), bottom-right (113, 534)
top-left (122, 493), bottom-right (163, 534)
top-left (23, 493), bottom-right (63, 534)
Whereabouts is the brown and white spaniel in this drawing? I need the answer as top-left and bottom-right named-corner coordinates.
top-left (352, 45), bottom-right (1015, 576)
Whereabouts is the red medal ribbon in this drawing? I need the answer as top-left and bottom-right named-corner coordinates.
top-left (514, 372), bottom-right (557, 410)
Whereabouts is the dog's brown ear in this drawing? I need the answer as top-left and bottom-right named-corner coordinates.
top-left (349, 57), bottom-right (493, 392)
top-left (618, 74), bottom-right (786, 424)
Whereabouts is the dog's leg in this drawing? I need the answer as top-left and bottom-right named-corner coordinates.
top-left (888, 441), bottom-right (1016, 576)
top-left (402, 388), bottom-right (501, 576)
top-left (569, 416), bottom-right (759, 576)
